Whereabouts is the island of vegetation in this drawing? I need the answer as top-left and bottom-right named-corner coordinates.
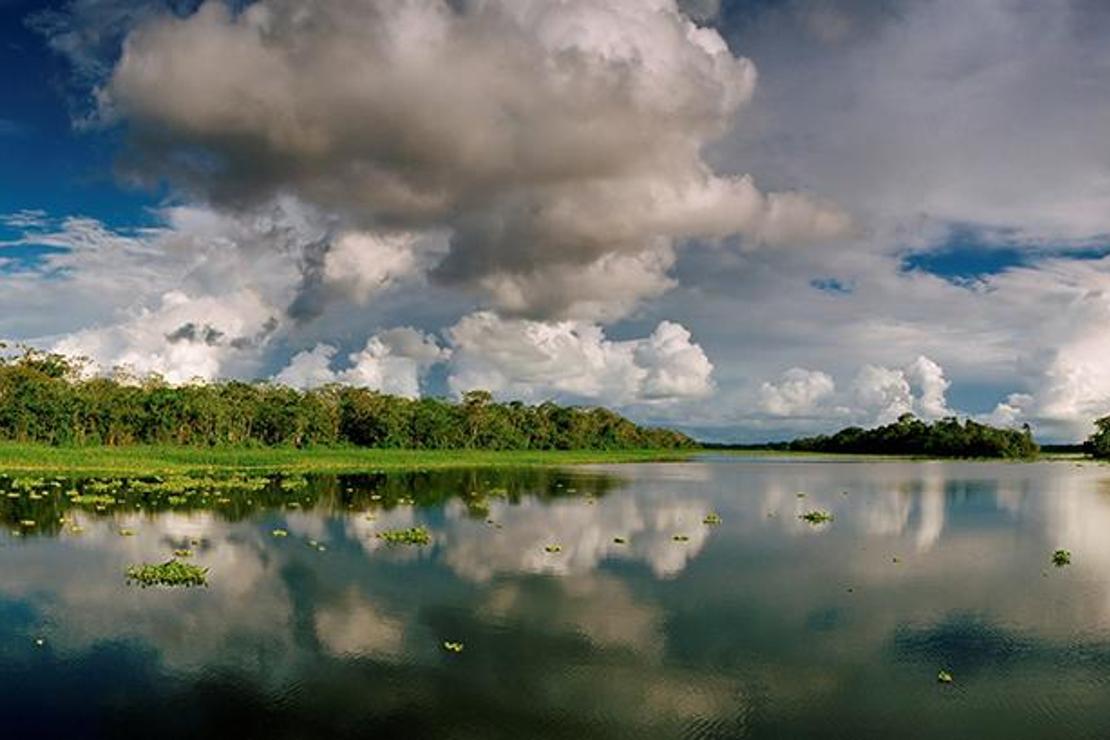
top-left (734, 413), bottom-right (1040, 459)
top-left (0, 347), bottom-right (694, 472)
top-left (1085, 416), bottom-right (1110, 460)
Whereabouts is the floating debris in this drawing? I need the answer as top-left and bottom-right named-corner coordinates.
top-left (271, 529), bottom-right (289, 538)
top-left (1052, 549), bottom-right (1071, 567)
top-left (377, 527), bottom-right (432, 546)
top-left (672, 535), bottom-right (690, 542)
top-left (937, 669), bottom-right (953, 684)
top-left (172, 549), bottom-right (194, 558)
top-left (19, 520), bottom-right (35, 528)
top-left (34, 637), bottom-right (45, 647)
top-left (443, 641), bottom-right (464, 653)
top-left (703, 513), bottom-right (723, 525)
top-left (544, 544), bottom-right (563, 553)
top-left (613, 537), bottom-right (627, 544)
top-left (118, 528), bottom-right (136, 537)
top-left (126, 559), bottom-right (208, 588)
top-left (799, 510), bottom-right (833, 524)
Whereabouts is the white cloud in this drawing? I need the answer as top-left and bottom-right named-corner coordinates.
top-left (275, 328), bottom-right (448, 398)
top-left (759, 368), bottom-right (836, 416)
top-left (446, 311), bottom-right (712, 404)
top-left (54, 289), bottom-right (277, 383)
top-left (905, 355), bottom-right (951, 419)
top-left (95, 0), bottom-right (849, 320)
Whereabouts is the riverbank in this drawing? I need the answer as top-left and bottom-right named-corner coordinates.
top-left (0, 444), bottom-right (695, 475)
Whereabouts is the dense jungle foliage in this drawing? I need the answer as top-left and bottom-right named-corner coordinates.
top-left (1086, 416), bottom-right (1110, 459)
top-left (781, 413), bottom-right (1039, 458)
top-left (0, 348), bottom-right (694, 450)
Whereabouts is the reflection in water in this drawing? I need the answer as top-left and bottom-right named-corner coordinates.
top-left (5, 459), bottom-right (1110, 737)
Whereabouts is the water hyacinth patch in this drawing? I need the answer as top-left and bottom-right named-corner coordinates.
top-left (377, 526), bottom-right (431, 546)
top-left (126, 559), bottom-right (208, 588)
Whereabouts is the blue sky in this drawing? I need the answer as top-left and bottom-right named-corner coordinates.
top-left (3, 0), bottom-right (1110, 442)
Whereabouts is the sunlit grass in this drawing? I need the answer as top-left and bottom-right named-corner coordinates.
top-left (0, 444), bottom-right (694, 475)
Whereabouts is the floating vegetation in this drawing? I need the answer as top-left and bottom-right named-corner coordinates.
top-left (796, 492), bottom-right (806, 498)
top-left (703, 513), bottom-right (722, 525)
top-left (118, 528), bottom-right (136, 536)
top-left (271, 529), bottom-right (289, 538)
top-left (1052, 549), bottom-right (1071, 567)
top-left (443, 641), bottom-right (464, 653)
top-left (937, 669), bottom-right (953, 684)
top-left (672, 535), bottom-right (690, 542)
top-left (126, 559), bottom-right (208, 588)
top-left (172, 549), bottom-right (194, 558)
top-left (71, 494), bottom-right (116, 506)
top-left (544, 544), bottom-right (563, 553)
top-left (613, 537), bottom-right (627, 544)
top-left (799, 510), bottom-right (833, 524)
top-left (377, 526), bottom-right (432, 546)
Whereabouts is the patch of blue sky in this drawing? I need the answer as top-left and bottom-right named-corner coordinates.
top-left (901, 224), bottom-right (1110, 283)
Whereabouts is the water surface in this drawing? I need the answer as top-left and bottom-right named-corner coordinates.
top-left (3, 457), bottom-right (1110, 738)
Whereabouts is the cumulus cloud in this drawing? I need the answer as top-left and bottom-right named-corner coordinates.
top-left (54, 289), bottom-right (277, 383)
top-left (905, 355), bottom-right (951, 419)
top-left (96, 0), bottom-right (849, 320)
top-left (275, 328), bottom-right (448, 398)
top-left (446, 312), bottom-right (713, 404)
top-left (759, 368), bottom-right (836, 416)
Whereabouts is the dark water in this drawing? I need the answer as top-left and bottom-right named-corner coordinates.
top-left (3, 456), bottom-right (1110, 739)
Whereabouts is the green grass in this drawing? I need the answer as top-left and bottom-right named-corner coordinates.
top-left (0, 443), bottom-right (694, 475)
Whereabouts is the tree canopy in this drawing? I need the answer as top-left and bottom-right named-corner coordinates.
top-left (1085, 416), bottom-right (1110, 459)
top-left (781, 413), bottom-right (1039, 459)
top-left (0, 348), bottom-right (694, 451)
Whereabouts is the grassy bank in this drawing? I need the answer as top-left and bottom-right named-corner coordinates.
top-left (0, 443), bottom-right (695, 475)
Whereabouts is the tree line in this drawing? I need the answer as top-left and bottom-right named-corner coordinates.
top-left (1086, 416), bottom-right (1110, 459)
top-left (775, 413), bottom-right (1039, 459)
top-left (0, 348), bottom-right (694, 450)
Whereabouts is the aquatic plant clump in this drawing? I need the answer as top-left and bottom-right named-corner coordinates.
top-left (376, 526), bottom-right (432, 546)
top-left (126, 559), bottom-right (208, 588)
top-left (1052, 549), bottom-right (1071, 567)
top-left (800, 510), bottom-right (833, 524)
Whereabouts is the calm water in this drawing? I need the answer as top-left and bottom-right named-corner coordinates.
top-left (3, 456), bottom-right (1110, 738)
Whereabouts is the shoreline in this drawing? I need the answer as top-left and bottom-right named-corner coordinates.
top-left (0, 444), bottom-right (696, 475)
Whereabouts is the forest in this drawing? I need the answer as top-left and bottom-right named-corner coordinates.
top-left (0, 348), bottom-right (694, 450)
top-left (775, 413), bottom-right (1040, 459)
top-left (1085, 416), bottom-right (1110, 459)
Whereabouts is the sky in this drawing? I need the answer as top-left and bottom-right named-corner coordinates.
top-left (2, 0), bottom-right (1110, 443)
